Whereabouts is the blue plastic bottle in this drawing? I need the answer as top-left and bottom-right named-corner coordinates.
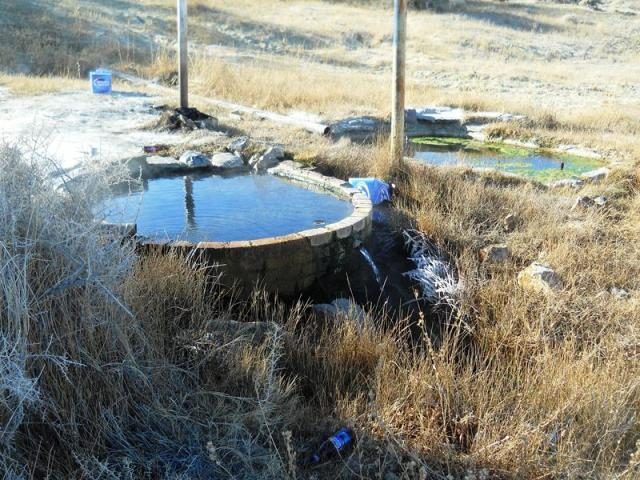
top-left (309, 428), bottom-right (354, 463)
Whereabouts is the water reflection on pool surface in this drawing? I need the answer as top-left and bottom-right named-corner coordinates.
top-left (412, 140), bottom-right (603, 182)
top-left (98, 172), bottom-right (354, 243)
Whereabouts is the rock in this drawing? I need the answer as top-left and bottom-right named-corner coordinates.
top-left (267, 145), bottom-right (285, 159)
top-left (178, 114), bottom-right (197, 130)
top-left (416, 106), bottom-right (465, 123)
top-left (407, 106), bottom-right (472, 137)
top-left (145, 155), bottom-right (183, 174)
top-left (331, 298), bottom-right (364, 318)
top-left (548, 178), bottom-right (584, 190)
top-left (331, 298), bottom-right (366, 323)
top-left (250, 146), bottom-right (285, 171)
top-left (210, 152), bottom-right (244, 170)
top-left (405, 108), bottom-right (417, 124)
top-left (248, 153), bottom-right (261, 168)
top-left (610, 287), bottom-right (630, 300)
top-left (518, 262), bottom-right (561, 294)
top-left (179, 150), bottom-right (210, 168)
top-left (159, 107), bottom-right (218, 131)
top-left (125, 155), bottom-right (149, 176)
top-left (327, 116), bottom-right (387, 141)
top-left (227, 136), bottom-right (250, 154)
top-left (581, 167), bottom-right (609, 183)
top-left (593, 196), bottom-right (608, 207)
top-left (143, 155), bottom-right (221, 177)
top-left (572, 195), bottom-right (595, 210)
top-left (312, 303), bottom-right (338, 317)
top-left (479, 244), bottom-right (510, 264)
top-left (503, 214), bottom-right (518, 233)
top-left (312, 298), bottom-right (366, 324)
top-left (195, 117), bottom-right (218, 130)
top-left (580, 0), bottom-right (602, 9)
top-left (147, 155), bottom-right (179, 166)
top-left (572, 195), bottom-right (608, 210)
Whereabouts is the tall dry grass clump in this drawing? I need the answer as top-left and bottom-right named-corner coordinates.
top-left (386, 163), bottom-right (640, 478)
top-left (0, 144), bottom-right (300, 478)
top-left (293, 150), bottom-right (640, 478)
top-left (1, 141), bottom-right (639, 478)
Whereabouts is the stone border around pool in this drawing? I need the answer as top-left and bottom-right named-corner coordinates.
top-left (132, 160), bottom-right (373, 295)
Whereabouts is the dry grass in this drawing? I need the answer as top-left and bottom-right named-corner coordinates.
top-left (3, 0), bottom-right (638, 158)
top-left (304, 152), bottom-right (640, 478)
top-left (190, 56), bottom-right (389, 118)
top-left (398, 164), bottom-right (640, 478)
top-left (1, 136), bottom-right (639, 478)
top-left (0, 73), bottom-right (88, 96)
top-left (281, 138), bottom-right (640, 478)
top-left (0, 0), bottom-right (154, 77)
top-left (163, 0), bottom-right (639, 160)
top-left (2, 0), bottom-right (640, 478)
top-left (0, 145), bottom-right (300, 478)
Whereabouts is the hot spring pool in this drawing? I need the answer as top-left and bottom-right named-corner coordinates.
top-left (412, 138), bottom-right (604, 182)
top-left (98, 172), bottom-right (354, 243)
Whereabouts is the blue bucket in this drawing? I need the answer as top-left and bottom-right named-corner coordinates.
top-left (90, 69), bottom-right (112, 94)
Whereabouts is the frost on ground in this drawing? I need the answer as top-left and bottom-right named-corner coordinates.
top-left (403, 229), bottom-right (463, 311)
top-left (0, 143), bottom-right (134, 475)
top-left (0, 90), bottom-right (183, 175)
top-left (0, 337), bottom-right (39, 449)
top-left (0, 143), bottom-right (296, 478)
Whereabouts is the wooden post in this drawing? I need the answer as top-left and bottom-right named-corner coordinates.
top-left (177, 0), bottom-right (189, 109)
top-left (390, 0), bottom-right (407, 170)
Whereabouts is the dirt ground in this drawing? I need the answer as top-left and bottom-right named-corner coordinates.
top-left (3, 0), bottom-right (637, 163)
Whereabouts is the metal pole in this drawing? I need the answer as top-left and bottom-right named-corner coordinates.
top-left (390, 0), bottom-right (407, 170)
top-left (177, 0), bottom-right (189, 109)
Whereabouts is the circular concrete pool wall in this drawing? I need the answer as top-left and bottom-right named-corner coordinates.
top-left (123, 161), bottom-right (372, 295)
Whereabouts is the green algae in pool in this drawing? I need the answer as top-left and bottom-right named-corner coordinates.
top-left (412, 137), bottom-right (604, 182)
top-left (98, 173), bottom-right (353, 243)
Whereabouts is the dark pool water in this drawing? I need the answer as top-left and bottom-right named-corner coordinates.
top-left (413, 145), bottom-right (603, 182)
top-left (98, 173), bottom-right (353, 242)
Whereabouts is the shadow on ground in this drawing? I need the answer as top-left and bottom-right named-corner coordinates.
top-left (460, 0), bottom-right (563, 33)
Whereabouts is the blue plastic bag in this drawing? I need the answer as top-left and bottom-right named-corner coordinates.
top-left (348, 178), bottom-right (393, 205)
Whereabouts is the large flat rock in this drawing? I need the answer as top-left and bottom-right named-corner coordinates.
top-left (327, 107), bottom-right (526, 141)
